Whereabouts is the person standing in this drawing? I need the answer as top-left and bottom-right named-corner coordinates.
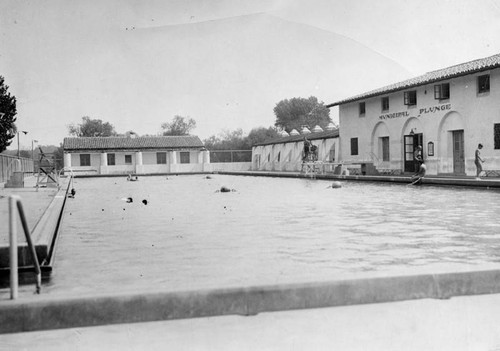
top-left (302, 137), bottom-right (311, 162)
top-left (475, 143), bottom-right (485, 179)
top-left (413, 145), bottom-right (423, 173)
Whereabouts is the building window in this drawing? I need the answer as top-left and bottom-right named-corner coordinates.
top-left (381, 137), bottom-right (390, 161)
top-left (478, 75), bottom-right (490, 94)
top-left (350, 138), bottom-right (358, 156)
top-left (277, 151), bottom-right (281, 162)
top-left (156, 152), bottom-right (167, 164)
top-left (125, 155), bottom-right (132, 164)
top-left (495, 124), bottom-right (500, 149)
top-left (434, 83), bottom-right (450, 100)
top-left (359, 102), bottom-right (366, 116)
top-left (79, 154), bottom-right (90, 166)
top-left (180, 152), bottom-right (190, 164)
top-left (107, 153), bottom-right (115, 166)
top-left (381, 97), bottom-right (389, 111)
top-left (404, 91), bottom-right (417, 106)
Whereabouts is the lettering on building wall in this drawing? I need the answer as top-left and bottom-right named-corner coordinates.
top-left (418, 104), bottom-right (451, 115)
top-left (379, 111), bottom-right (410, 120)
top-left (378, 103), bottom-right (452, 120)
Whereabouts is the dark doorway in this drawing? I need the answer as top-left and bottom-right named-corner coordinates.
top-left (404, 133), bottom-right (423, 173)
top-left (452, 130), bottom-right (465, 174)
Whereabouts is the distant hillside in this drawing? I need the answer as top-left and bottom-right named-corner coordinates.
top-left (2, 12), bottom-right (412, 145)
top-left (96, 13), bottom-right (412, 134)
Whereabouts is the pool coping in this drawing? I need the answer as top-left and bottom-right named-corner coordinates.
top-left (1, 268), bottom-right (500, 334)
top-left (217, 171), bottom-right (500, 188)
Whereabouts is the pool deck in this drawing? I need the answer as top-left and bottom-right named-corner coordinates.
top-left (0, 176), bottom-right (69, 273)
top-left (2, 292), bottom-right (500, 350)
top-left (1, 172), bottom-right (500, 349)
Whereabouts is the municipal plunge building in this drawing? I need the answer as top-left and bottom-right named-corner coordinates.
top-left (327, 53), bottom-right (500, 176)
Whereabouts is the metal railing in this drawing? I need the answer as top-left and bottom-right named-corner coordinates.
top-left (9, 195), bottom-right (41, 299)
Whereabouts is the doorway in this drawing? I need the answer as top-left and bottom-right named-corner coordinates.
top-left (452, 130), bottom-right (465, 174)
top-left (404, 133), bottom-right (423, 173)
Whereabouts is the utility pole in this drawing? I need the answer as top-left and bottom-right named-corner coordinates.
top-left (17, 131), bottom-right (28, 159)
top-left (32, 139), bottom-right (38, 172)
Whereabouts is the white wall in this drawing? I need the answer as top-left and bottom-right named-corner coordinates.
top-left (65, 149), bottom-right (208, 175)
top-left (251, 137), bottom-right (339, 172)
top-left (339, 68), bottom-right (500, 175)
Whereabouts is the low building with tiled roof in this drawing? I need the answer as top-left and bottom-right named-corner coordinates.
top-left (62, 135), bottom-right (210, 175)
top-left (251, 125), bottom-right (340, 173)
top-left (327, 53), bottom-right (500, 177)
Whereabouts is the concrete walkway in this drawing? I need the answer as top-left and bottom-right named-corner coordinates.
top-left (1, 293), bottom-right (500, 350)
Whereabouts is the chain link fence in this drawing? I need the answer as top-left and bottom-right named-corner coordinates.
top-left (209, 150), bottom-right (252, 163)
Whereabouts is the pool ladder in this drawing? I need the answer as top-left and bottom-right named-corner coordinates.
top-left (8, 195), bottom-right (42, 299)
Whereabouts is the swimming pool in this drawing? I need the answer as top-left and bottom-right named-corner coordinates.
top-left (38, 175), bottom-right (500, 296)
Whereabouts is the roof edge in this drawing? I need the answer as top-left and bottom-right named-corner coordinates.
top-left (327, 54), bottom-right (500, 107)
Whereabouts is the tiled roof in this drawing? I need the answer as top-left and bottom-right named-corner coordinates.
top-left (253, 129), bottom-right (339, 147)
top-left (327, 53), bottom-right (500, 107)
top-left (63, 136), bottom-right (204, 151)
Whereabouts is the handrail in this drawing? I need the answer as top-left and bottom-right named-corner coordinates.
top-left (9, 195), bottom-right (41, 299)
top-left (58, 167), bottom-right (74, 179)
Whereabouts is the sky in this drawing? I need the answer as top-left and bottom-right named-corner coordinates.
top-left (1, 0), bottom-right (500, 149)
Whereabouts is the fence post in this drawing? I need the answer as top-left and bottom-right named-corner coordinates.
top-left (9, 196), bottom-right (18, 300)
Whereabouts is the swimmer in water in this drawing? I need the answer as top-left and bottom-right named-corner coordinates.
top-left (216, 186), bottom-right (236, 193)
top-left (326, 181), bottom-right (342, 189)
top-left (127, 174), bottom-right (138, 181)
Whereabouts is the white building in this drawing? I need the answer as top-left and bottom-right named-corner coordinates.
top-left (251, 128), bottom-right (339, 172)
top-left (327, 53), bottom-right (500, 176)
top-left (63, 135), bottom-right (210, 175)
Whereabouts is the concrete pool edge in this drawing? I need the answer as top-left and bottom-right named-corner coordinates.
top-left (219, 171), bottom-right (500, 188)
top-left (2, 268), bottom-right (500, 334)
top-left (0, 177), bottom-right (70, 273)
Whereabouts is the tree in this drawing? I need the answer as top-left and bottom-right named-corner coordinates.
top-left (273, 96), bottom-right (331, 133)
top-left (161, 115), bottom-right (196, 136)
top-left (68, 116), bottom-right (117, 137)
top-left (203, 127), bottom-right (280, 150)
top-left (203, 129), bottom-right (249, 150)
top-left (0, 76), bottom-right (17, 152)
top-left (247, 127), bottom-right (280, 147)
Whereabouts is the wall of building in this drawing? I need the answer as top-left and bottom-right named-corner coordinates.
top-left (251, 137), bottom-right (339, 172)
top-left (339, 68), bottom-right (500, 175)
top-left (64, 150), bottom-right (211, 175)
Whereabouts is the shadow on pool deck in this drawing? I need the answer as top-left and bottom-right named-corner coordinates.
top-left (1, 172), bottom-right (500, 335)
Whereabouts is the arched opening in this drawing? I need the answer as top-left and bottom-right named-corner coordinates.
top-left (401, 117), bottom-right (424, 173)
top-left (437, 111), bottom-right (465, 174)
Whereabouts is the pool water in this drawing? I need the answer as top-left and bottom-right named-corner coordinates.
top-left (43, 175), bottom-right (500, 296)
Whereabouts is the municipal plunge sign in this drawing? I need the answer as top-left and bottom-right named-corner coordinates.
top-left (379, 103), bottom-right (452, 120)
